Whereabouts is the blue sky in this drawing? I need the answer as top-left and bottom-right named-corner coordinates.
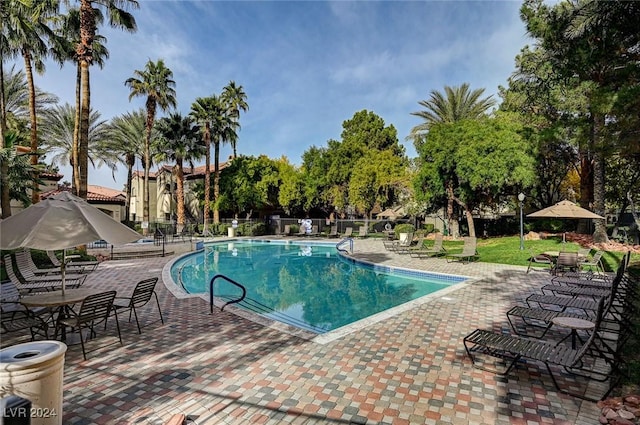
top-left (24, 0), bottom-right (531, 191)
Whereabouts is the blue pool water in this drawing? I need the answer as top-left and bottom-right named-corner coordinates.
top-left (171, 240), bottom-right (467, 333)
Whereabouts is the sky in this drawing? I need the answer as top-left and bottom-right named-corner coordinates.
top-left (18, 0), bottom-right (532, 191)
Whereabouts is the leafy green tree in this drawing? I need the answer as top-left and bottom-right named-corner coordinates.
top-left (152, 112), bottom-right (204, 232)
top-left (410, 84), bottom-right (495, 234)
top-left (349, 150), bottom-right (408, 219)
top-left (190, 95), bottom-right (216, 232)
top-left (218, 155), bottom-right (280, 219)
top-left (520, 0), bottom-right (640, 242)
top-left (125, 58), bottom-right (176, 233)
top-left (0, 129), bottom-right (42, 207)
top-left (75, 0), bottom-right (137, 200)
top-left (105, 108), bottom-right (145, 224)
top-left (276, 156), bottom-right (305, 215)
top-left (414, 113), bottom-right (535, 237)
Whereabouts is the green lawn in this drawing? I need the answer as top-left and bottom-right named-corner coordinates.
top-left (435, 235), bottom-right (639, 272)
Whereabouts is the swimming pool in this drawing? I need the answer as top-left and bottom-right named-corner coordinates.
top-left (170, 240), bottom-right (468, 334)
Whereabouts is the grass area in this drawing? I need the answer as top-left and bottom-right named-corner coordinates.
top-left (435, 235), bottom-right (639, 272)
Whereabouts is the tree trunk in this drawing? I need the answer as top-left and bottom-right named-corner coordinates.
top-left (78, 60), bottom-right (90, 200)
top-left (0, 55), bottom-right (12, 218)
top-left (23, 50), bottom-right (39, 204)
top-left (143, 99), bottom-right (156, 235)
top-left (203, 123), bottom-right (211, 233)
top-left (592, 112), bottom-right (608, 243)
top-left (446, 181), bottom-right (455, 236)
top-left (213, 140), bottom-right (220, 224)
top-left (175, 162), bottom-right (185, 234)
top-left (124, 154), bottom-right (134, 225)
top-left (577, 148), bottom-right (593, 234)
top-left (72, 63), bottom-right (82, 194)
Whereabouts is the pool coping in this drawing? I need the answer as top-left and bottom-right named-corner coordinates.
top-left (161, 238), bottom-right (482, 344)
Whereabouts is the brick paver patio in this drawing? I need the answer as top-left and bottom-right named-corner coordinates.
top-left (1, 238), bottom-right (606, 424)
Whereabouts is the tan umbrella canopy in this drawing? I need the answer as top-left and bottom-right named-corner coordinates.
top-left (526, 200), bottom-right (604, 243)
top-left (0, 191), bottom-right (141, 293)
top-left (376, 206), bottom-right (406, 220)
top-left (527, 200), bottom-right (604, 220)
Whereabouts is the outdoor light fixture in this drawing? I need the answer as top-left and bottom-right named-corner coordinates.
top-left (518, 193), bottom-right (525, 250)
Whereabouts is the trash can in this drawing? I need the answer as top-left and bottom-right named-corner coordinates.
top-left (227, 227), bottom-right (236, 237)
top-left (0, 341), bottom-right (67, 425)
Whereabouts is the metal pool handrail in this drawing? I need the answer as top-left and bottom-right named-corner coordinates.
top-left (336, 237), bottom-right (353, 254)
top-left (209, 274), bottom-right (247, 313)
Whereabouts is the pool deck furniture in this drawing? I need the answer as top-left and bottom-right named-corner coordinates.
top-left (0, 238), bottom-right (610, 424)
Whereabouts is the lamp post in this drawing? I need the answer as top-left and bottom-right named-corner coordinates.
top-left (518, 193), bottom-right (525, 250)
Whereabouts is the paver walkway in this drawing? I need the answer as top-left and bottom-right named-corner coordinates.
top-left (1, 238), bottom-right (606, 424)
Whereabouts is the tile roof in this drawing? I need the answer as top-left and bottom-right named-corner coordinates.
top-left (41, 185), bottom-right (126, 203)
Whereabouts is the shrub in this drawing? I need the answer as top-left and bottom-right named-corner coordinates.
top-left (394, 223), bottom-right (415, 239)
top-left (423, 223), bottom-right (435, 234)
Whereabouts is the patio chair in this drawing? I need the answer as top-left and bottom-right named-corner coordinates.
top-left (464, 296), bottom-right (618, 401)
top-left (3, 254), bottom-right (85, 294)
top-left (579, 250), bottom-right (605, 274)
top-left (526, 249), bottom-right (553, 274)
top-left (389, 232), bottom-right (414, 253)
top-left (46, 250), bottom-right (99, 273)
top-left (55, 290), bottom-right (121, 360)
top-left (507, 256), bottom-right (627, 339)
top-left (326, 225), bottom-right (339, 238)
top-left (113, 278), bottom-right (164, 334)
top-left (552, 252), bottom-right (579, 275)
top-left (342, 227), bottom-right (353, 238)
top-left (12, 254), bottom-right (88, 289)
top-left (446, 237), bottom-right (478, 264)
top-left (282, 224), bottom-right (291, 236)
top-left (15, 249), bottom-right (61, 275)
top-left (409, 233), bottom-right (446, 258)
top-left (357, 226), bottom-right (368, 238)
top-left (1, 302), bottom-right (49, 340)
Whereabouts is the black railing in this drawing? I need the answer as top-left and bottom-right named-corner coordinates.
top-left (209, 274), bottom-right (247, 313)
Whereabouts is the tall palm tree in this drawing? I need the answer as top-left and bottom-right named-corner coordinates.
top-left (221, 80), bottom-right (248, 158)
top-left (75, 0), bottom-right (137, 200)
top-left (40, 103), bottom-right (116, 182)
top-left (0, 65), bottom-right (57, 217)
top-left (106, 109), bottom-right (145, 225)
top-left (409, 83), bottom-right (495, 141)
top-left (125, 59), bottom-right (176, 233)
top-left (52, 6), bottom-right (109, 196)
top-left (190, 95), bottom-right (217, 233)
top-left (211, 96), bottom-right (237, 224)
top-left (152, 113), bottom-right (204, 233)
top-left (409, 83), bottom-right (495, 236)
top-left (5, 0), bottom-right (60, 204)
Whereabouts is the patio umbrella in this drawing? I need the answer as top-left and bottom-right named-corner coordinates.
top-left (0, 191), bottom-right (141, 293)
top-left (526, 200), bottom-right (605, 242)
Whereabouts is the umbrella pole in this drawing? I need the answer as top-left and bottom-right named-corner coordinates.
top-left (61, 250), bottom-right (66, 295)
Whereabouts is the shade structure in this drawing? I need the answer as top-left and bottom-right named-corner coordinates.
top-left (0, 192), bottom-right (141, 292)
top-left (526, 200), bottom-right (605, 220)
top-left (376, 206), bottom-right (406, 220)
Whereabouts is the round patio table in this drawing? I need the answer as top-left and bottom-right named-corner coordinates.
top-left (21, 288), bottom-right (102, 342)
top-left (551, 316), bottom-right (595, 349)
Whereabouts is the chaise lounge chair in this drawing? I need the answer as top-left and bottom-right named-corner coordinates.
top-left (342, 227), bottom-right (353, 238)
top-left (464, 296), bottom-right (618, 401)
top-left (46, 250), bottom-right (99, 273)
top-left (446, 237), bottom-right (477, 263)
top-left (409, 233), bottom-right (446, 258)
top-left (3, 254), bottom-right (87, 294)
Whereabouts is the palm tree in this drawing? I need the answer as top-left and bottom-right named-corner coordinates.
top-left (0, 65), bottom-right (57, 217)
top-left (152, 113), bottom-right (204, 233)
top-left (125, 59), bottom-right (176, 234)
top-left (106, 109), bottom-right (145, 225)
top-left (211, 96), bottom-right (237, 224)
top-left (190, 95), bottom-right (217, 233)
top-left (5, 0), bottom-right (60, 204)
top-left (75, 0), bottom-right (137, 200)
top-left (40, 103), bottom-right (116, 184)
top-left (221, 81), bottom-right (248, 158)
top-left (409, 83), bottom-right (495, 236)
top-left (409, 83), bottom-right (495, 141)
top-left (52, 6), bottom-right (109, 197)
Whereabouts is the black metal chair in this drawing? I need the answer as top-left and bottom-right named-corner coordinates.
top-left (113, 278), bottom-right (164, 334)
top-left (1, 302), bottom-right (49, 340)
top-left (56, 290), bottom-right (121, 360)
